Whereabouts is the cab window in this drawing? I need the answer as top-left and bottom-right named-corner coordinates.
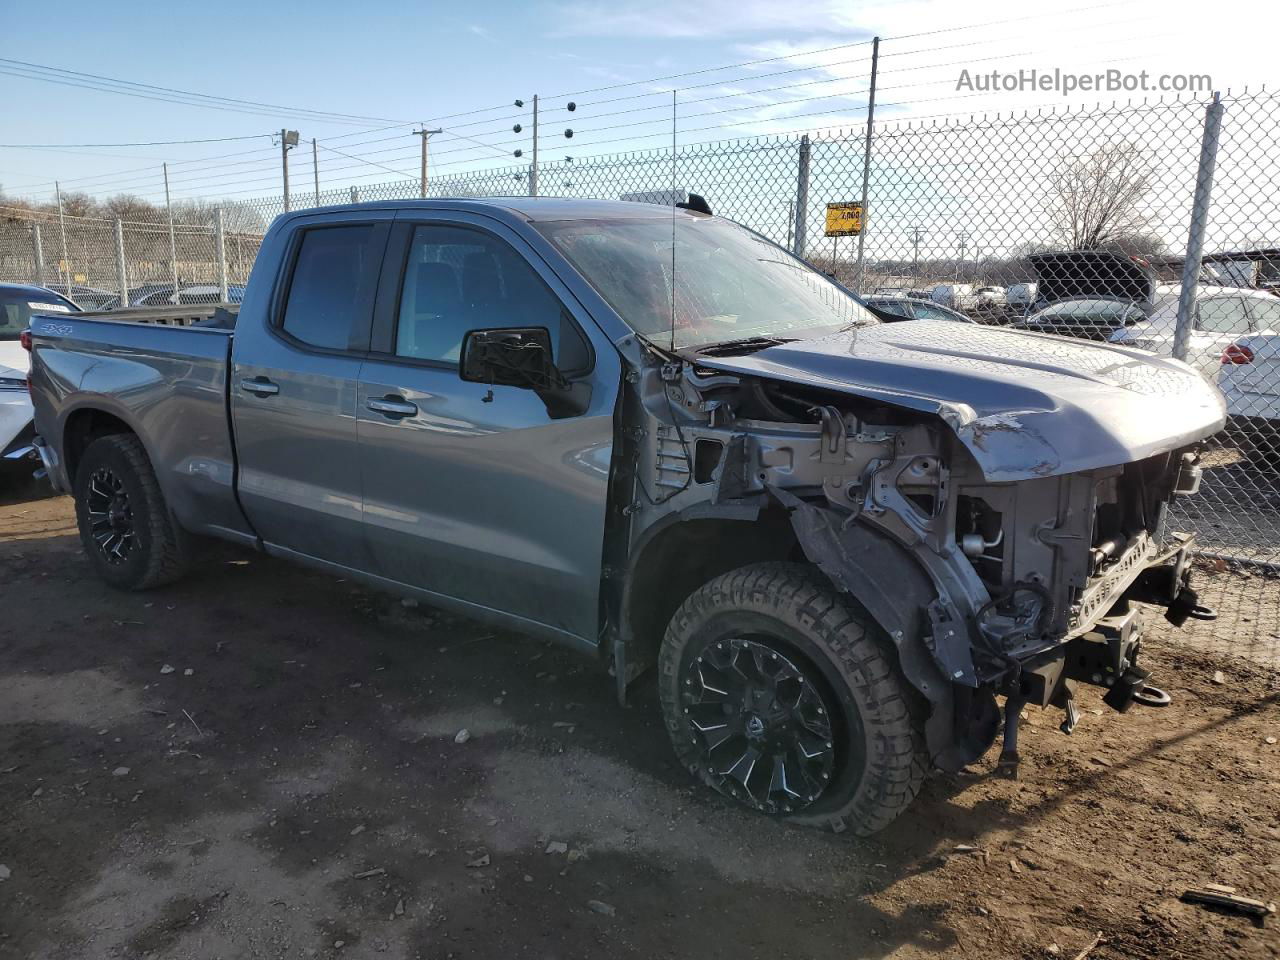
top-left (394, 225), bottom-right (567, 365)
top-left (279, 225), bottom-right (382, 351)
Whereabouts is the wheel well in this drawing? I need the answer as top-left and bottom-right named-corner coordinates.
top-left (63, 408), bottom-right (135, 484)
top-left (621, 507), bottom-right (800, 681)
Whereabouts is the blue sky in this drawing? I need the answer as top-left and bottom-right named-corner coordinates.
top-left (1, 0), bottom-right (1274, 207)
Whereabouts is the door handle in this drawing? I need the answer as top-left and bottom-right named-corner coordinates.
top-left (366, 395), bottom-right (419, 418)
top-left (239, 377), bottom-right (279, 397)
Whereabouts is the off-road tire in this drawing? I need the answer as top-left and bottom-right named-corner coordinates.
top-left (73, 433), bottom-right (189, 590)
top-left (659, 562), bottom-right (928, 836)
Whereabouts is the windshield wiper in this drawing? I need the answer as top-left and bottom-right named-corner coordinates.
top-left (694, 335), bottom-right (797, 357)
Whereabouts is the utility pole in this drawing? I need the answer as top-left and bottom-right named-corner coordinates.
top-left (511, 95), bottom-right (574, 198)
top-left (417, 127), bottom-right (442, 198)
top-left (312, 138), bottom-right (320, 206)
top-left (280, 129), bottom-right (300, 211)
top-left (853, 35), bottom-right (880, 290)
top-left (912, 225), bottom-right (924, 277)
top-left (163, 163), bottom-right (179, 295)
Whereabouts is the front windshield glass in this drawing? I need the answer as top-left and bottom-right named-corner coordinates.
top-left (537, 216), bottom-right (877, 349)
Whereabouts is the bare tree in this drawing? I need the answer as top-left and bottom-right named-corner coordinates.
top-left (1048, 142), bottom-right (1158, 251)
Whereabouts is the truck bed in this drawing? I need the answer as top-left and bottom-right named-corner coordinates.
top-left (72, 303), bottom-right (240, 329)
top-left (28, 311), bottom-right (249, 541)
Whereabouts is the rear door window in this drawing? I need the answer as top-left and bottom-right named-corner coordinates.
top-left (279, 225), bottom-right (381, 351)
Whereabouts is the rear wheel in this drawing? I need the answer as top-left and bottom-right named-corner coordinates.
top-left (659, 562), bottom-right (928, 835)
top-left (73, 433), bottom-right (189, 590)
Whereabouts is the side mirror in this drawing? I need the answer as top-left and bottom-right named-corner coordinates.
top-left (460, 327), bottom-right (558, 389)
top-left (459, 327), bottom-right (591, 419)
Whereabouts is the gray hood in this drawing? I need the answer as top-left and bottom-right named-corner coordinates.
top-left (694, 321), bottom-right (1226, 482)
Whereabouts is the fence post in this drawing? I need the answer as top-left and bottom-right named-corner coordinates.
top-left (163, 163), bottom-right (179, 295)
top-left (30, 222), bottom-right (45, 286)
top-left (55, 182), bottom-right (71, 293)
top-left (1173, 92), bottom-right (1225, 362)
top-left (215, 208), bottom-right (229, 302)
top-left (350, 186), bottom-right (359, 204)
top-left (853, 35), bottom-right (880, 291)
top-left (530, 94), bottom-right (539, 198)
top-left (793, 134), bottom-right (811, 259)
top-left (113, 219), bottom-right (128, 307)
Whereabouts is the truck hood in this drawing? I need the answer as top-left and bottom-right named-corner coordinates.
top-left (693, 321), bottom-right (1226, 481)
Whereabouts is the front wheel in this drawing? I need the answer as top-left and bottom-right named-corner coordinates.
top-left (659, 562), bottom-right (928, 835)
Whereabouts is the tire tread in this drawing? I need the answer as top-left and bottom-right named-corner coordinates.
top-left (659, 561), bottom-right (928, 836)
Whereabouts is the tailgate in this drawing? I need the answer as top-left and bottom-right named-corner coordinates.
top-left (1029, 251), bottom-right (1156, 308)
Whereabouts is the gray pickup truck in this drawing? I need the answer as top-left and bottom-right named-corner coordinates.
top-left (26, 198), bottom-right (1224, 835)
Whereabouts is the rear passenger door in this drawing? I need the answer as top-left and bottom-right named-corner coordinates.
top-left (1239, 297), bottom-right (1280, 401)
top-left (355, 215), bottom-right (620, 645)
top-left (231, 213), bottom-right (391, 566)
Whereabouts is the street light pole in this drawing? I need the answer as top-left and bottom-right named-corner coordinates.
top-left (280, 129), bottom-right (300, 211)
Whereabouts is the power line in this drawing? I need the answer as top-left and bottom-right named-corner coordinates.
top-left (315, 142), bottom-right (417, 180)
top-left (546, 38), bottom-right (877, 99)
top-left (0, 58), bottom-right (409, 126)
top-left (6, 7), bottom-right (1163, 201)
top-left (0, 133), bottom-right (272, 149)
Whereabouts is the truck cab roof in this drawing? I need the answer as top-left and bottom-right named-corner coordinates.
top-left (274, 196), bottom-right (708, 226)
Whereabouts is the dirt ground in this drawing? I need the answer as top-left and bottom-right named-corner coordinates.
top-left (1, 491), bottom-right (1278, 960)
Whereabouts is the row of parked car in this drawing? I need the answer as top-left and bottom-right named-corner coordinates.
top-left (36, 281), bottom-right (247, 312)
top-left (866, 253), bottom-right (1280, 465)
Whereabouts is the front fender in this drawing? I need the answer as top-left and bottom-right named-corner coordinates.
top-left (773, 489), bottom-right (985, 771)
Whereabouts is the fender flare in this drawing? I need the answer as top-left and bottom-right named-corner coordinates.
top-left (772, 488), bottom-right (980, 770)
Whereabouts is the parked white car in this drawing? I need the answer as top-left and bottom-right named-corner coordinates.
top-left (1, 284), bottom-right (79, 473)
top-left (973, 285), bottom-right (1007, 308)
top-left (1219, 331), bottom-right (1280, 464)
top-left (1107, 285), bottom-right (1280, 375)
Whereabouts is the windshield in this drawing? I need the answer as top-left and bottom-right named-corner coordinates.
top-left (537, 216), bottom-right (877, 349)
top-left (1, 291), bottom-right (78, 340)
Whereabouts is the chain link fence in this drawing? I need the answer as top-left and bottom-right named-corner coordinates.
top-left (0, 205), bottom-right (264, 308)
top-left (2, 90), bottom-right (1277, 669)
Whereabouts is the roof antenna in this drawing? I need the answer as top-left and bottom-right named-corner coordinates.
top-left (670, 89), bottom-right (677, 353)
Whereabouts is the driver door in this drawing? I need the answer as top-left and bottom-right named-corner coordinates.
top-left (355, 215), bottom-right (620, 645)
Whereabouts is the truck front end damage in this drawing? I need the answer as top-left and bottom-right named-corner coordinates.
top-left (614, 322), bottom-right (1224, 776)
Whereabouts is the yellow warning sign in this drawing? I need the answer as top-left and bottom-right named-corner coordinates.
top-left (824, 202), bottom-right (863, 237)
